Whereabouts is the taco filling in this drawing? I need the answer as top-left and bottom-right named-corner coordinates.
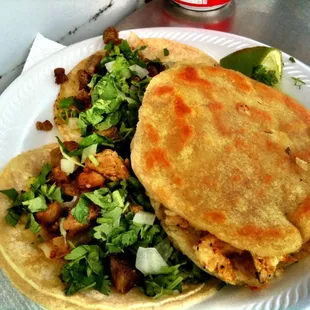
top-left (55, 27), bottom-right (166, 147)
top-left (1, 139), bottom-right (211, 298)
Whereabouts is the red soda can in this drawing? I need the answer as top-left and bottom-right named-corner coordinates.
top-left (172, 0), bottom-right (231, 11)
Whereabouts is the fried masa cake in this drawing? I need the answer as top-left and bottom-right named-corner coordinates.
top-left (131, 64), bottom-right (310, 287)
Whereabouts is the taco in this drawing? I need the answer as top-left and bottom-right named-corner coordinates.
top-left (0, 139), bottom-right (220, 310)
top-left (131, 63), bottom-right (310, 287)
top-left (53, 27), bottom-right (218, 143)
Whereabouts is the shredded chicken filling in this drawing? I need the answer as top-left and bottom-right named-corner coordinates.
top-left (162, 209), bottom-right (290, 286)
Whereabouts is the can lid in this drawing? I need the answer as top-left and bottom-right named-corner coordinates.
top-left (172, 0), bottom-right (231, 11)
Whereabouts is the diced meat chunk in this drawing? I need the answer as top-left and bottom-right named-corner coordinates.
top-left (50, 141), bottom-right (79, 168)
top-left (52, 166), bottom-right (69, 183)
top-left (147, 62), bottom-right (166, 77)
top-left (35, 202), bottom-right (62, 225)
top-left (97, 126), bottom-right (119, 140)
top-left (77, 171), bottom-right (105, 189)
top-left (85, 149), bottom-right (129, 181)
top-left (110, 256), bottom-right (138, 294)
top-left (76, 89), bottom-right (91, 109)
top-left (63, 204), bottom-right (99, 236)
top-left (50, 147), bottom-right (62, 168)
top-left (48, 221), bottom-right (60, 232)
top-left (61, 182), bottom-right (79, 197)
top-left (54, 68), bottom-right (68, 84)
top-left (64, 141), bottom-right (79, 151)
top-left (103, 26), bottom-right (121, 45)
top-left (38, 236), bottom-right (70, 259)
top-left (124, 158), bottom-right (130, 169)
top-left (77, 69), bottom-right (89, 90)
top-left (130, 75), bottom-right (141, 83)
top-left (36, 120), bottom-right (53, 131)
top-left (129, 205), bottom-right (144, 214)
top-left (85, 54), bottom-right (102, 76)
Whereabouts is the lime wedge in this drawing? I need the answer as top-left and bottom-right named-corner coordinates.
top-left (220, 46), bottom-right (283, 86)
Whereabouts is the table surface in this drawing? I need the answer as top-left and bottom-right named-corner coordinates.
top-left (118, 1), bottom-right (310, 310)
top-left (117, 0), bottom-right (310, 65)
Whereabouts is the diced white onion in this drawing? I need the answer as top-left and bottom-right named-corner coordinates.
top-left (38, 242), bottom-right (52, 258)
top-left (68, 117), bottom-right (79, 130)
top-left (61, 158), bottom-right (77, 175)
top-left (59, 218), bottom-right (67, 241)
top-left (129, 65), bottom-right (149, 79)
top-left (61, 196), bottom-right (78, 208)
top-left (59, 145), bottom-right (83, 167)
top-left (89, 154), bottom-right (99, 166)
top-left (81, 144), bottom-right (97, 163)
top-left (133, 211), bottom-right (156, 226)
top-left (105, 61), bottom-right (115, 72)
top-left (135, 247), bottom-right (168, 275)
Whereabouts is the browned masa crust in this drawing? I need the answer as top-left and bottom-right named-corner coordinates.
top-left (131, 65), bottom-right (310, 258)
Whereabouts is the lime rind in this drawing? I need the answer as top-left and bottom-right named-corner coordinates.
top-left (260, 49), bottom-right (283, 80)
top-left (220, 46), bottom-right (283, 85)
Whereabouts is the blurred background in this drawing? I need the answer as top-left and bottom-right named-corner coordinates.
top-left (0, 0), bottom-right (148, 94)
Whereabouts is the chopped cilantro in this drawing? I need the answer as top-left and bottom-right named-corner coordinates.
top-left (30, 163), bottom-right (52, 191)
top-left (71, 196), bottom-right (90, 224)
top-left (156, 238), bottom-right (174, 262)
top-left (163, 48), bottom-right (169, 56)
top-left (64, 245), bottom-right (90, 260)
top-left (61, 245), bottom-right (111, 296)
top-left (0, 188), bottom-right (18, 202)
top-left (292, 77), bottom-right (306, 89)
top-left (79, 133), bottom-right (114, 148)
top-left (59, 96), bottom-right (85, 111)
top-left (2, 182), bottom-right (56, 228)
top-left (71, 38), bottom-right (158, 146)
top-left (5, 206), bottom-right (23, 227)
top-left (39, 184), bottom-right (63, 203)
top-left (289, 56), bottom-right (296, 63)
top-left (25, 213), bottom-right (41, 234)
top-left (139, 265), bottom-right (183, 298)
top-left (22, 195), bottom-right (47, 213)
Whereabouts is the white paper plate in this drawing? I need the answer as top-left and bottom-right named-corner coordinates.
top-left (0, 27), bottom-right (310, 310)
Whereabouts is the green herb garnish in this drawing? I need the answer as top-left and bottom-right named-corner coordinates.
top-left (289, 56), bottom-right (296, 63)
top-left (163, 48), bottom-right (169, 56)
top-left (61, 245), bottom-right (111, 296)
top-left (2, 164), bottom-right (63, 232)
top-left (292, 77), bottom-right (306, 89)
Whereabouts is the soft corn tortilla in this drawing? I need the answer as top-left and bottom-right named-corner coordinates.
top-left (54, 32), bottom-right (218, 143)
top-left (0, 145), bottom-right (218, 310)
top-left (131, 64), bottom-right (310, 261)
